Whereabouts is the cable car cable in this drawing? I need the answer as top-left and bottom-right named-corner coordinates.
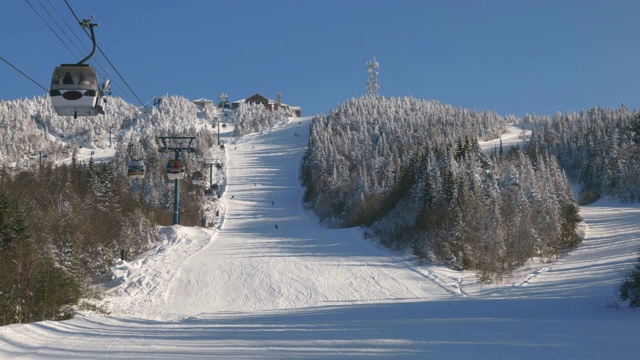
top-left (36, 0), bottom-right (85, 59)
top-left (63, 0), bottom-right (148, 112)
top-left (23, 0), bottom-right (145, 114)
top-left (57, 1), bottom-right (143, 110)
top-left (0, 56), bottom-right (48, 92)
top-left (45, 0), bottom-right (86, 51)
top-left (3, 53), bottom-right (123, 138)
top-left (26, 0), bottom-right (130, 104)
top-left (24, 0), bottom-right (77, 57)
top-left (42, 0), bottom-right (113, 87)
top-left (0, 56), bottom-right (116, 147)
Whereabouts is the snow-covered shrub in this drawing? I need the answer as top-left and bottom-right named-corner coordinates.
top-left (620, 252), bottom-right (640, 308)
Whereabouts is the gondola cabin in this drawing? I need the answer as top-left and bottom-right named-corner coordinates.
top-left (127, 160), bottom-right (145, 179)
top-left (50, 64), bottom-right (104, 118)
top-left (166, 159), bottom-right (185, 180)
top-left (192, 171), bottom-right (205, 185)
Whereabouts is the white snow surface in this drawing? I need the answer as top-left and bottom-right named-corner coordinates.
top-left (1, 119), bottom-right (640, 359)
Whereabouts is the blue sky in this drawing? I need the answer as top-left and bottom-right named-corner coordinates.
top-left (2, 0), bottom-right (640, 117)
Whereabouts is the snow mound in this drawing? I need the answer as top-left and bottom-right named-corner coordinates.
top-left (101, 225), bottom-right (215, 320)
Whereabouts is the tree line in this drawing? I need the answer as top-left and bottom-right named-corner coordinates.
top-left (0, 157), bottom-right (156, 325)
top-left (527, 105), bottom-right (640, 204)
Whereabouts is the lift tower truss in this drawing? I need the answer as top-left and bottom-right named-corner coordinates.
top-left (158, 136), bottom-right (197, 225)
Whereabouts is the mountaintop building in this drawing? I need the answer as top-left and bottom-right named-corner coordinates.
top-left (232, 93), bottom-right (301, 117)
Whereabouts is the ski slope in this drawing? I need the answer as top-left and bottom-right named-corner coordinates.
top-left (1, 118), bottom-right (640, 359)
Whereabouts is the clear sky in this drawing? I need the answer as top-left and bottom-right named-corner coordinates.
top-left (2, 0), bottom-right (639, 117)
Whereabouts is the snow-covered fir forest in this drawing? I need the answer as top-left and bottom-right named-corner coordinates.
top-left (1, 93), bottom-right (639, 326)
top-left (301, 96), bottom-right (582, 278)
top-left (528, 105), bottom-right (640, 203)
top-left (233, 102), bottom-right (295, 137)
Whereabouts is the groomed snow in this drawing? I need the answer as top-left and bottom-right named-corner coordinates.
top-left (1, 118), bottom-right (639, 359)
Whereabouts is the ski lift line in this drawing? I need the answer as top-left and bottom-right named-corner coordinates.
top-left (1, 58), bottom-right (113, 143)
top-left (24, 0), bottom-right (78, 58)
top-left (42, 0), bottom-right (116, 98)
top-left (36, 0), bottom-right (86, 59)
top-left (26, 0), bottom-right (130, 107)
top-left (94, 45), bottom-right (147, 112)
top-left (24, 0), bottom-right (134, 107)
top-left (43, 0), bottom-right (112, 88)
top-left (47, 0), bottom-right (100, 63)
top-left (63, 0), bottom-right (148, 113)
top-left (29, 0), bottom-right (122, 108)
top-left (45, 0), bottom-right (87, 51)
top-left (0, 56), bottom-right (48, 92)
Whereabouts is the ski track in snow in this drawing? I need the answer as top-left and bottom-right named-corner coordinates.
top-left (161, 118), bottom-right (457, 317)
top-left (96, 117), bottom-right (461, 322)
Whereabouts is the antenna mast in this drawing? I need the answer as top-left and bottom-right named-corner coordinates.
top-left (366, 56), bottom-right (380, 97)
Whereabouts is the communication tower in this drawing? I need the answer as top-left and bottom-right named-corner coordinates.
top-left (366, 56), bottom-right (380, 97)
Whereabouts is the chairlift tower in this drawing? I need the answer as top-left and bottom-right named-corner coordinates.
top-left (202, 159), bottom-right (217, 192)
top-left (108, 125), bottom-right (116, 147)
top-left (366, 56), bottom-right (380, 97)
top-left (158, 136), bottom-right (197, 225)
top-left (217, 92), bottom-right (228, 145)
top-left (219, 92), bottom-right (228, 107)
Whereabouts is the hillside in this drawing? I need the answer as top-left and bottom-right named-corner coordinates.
top-left (1, 115), bottom-right (639, 359)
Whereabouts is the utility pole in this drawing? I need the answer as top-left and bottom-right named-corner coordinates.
top-left (158, 136), bottom-right (196, 225)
